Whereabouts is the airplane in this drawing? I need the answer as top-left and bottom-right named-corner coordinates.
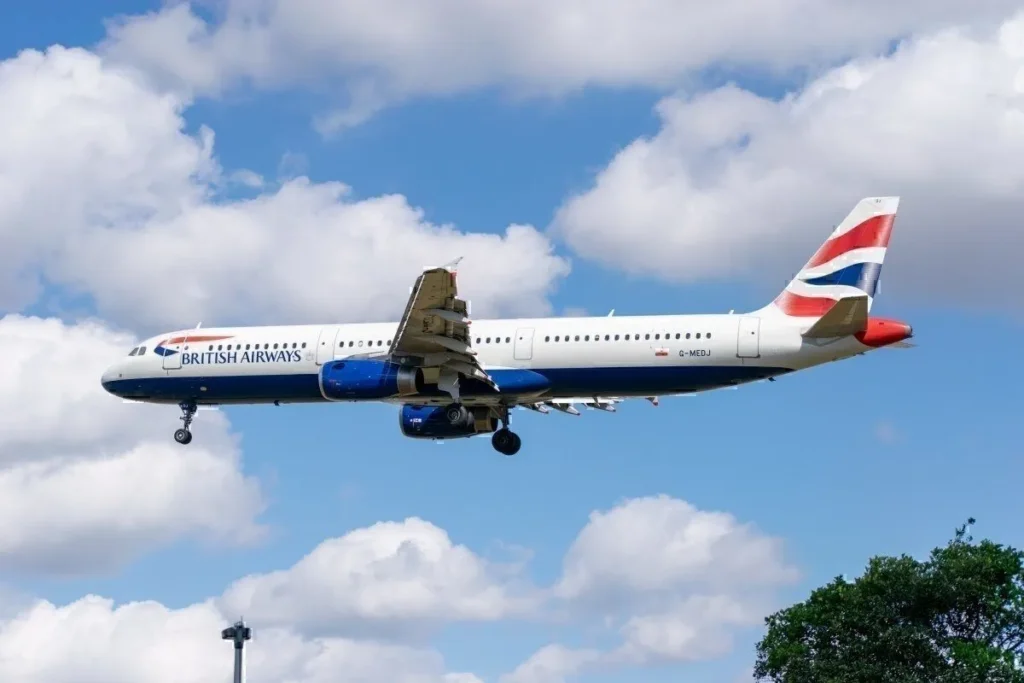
top-left (101, 196), bottom-right (913, 456)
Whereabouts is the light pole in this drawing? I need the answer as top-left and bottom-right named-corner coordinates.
top-left (221, 620), bottom-right (252, 683)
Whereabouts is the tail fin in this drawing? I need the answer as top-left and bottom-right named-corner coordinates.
top-left (761, 196), bottom-right (899, 318)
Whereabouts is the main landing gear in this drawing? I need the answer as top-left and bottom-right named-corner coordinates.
top-left (174, 401), bottom-right (196, 445)
top-left (444, 402), bottom-right (521, 456)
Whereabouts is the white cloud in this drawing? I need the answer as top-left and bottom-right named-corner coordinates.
top-left (503, 496), bottom-right (797, 683)
top-left (555, 495), bottom-right (797, 606)
top-left (0, 493), bottom-right (793, 680)
top-left (219, 517), bottom-right (537, 638)
top-left (553, 12), bottom-right (1024, 311)
top-left (100, 1), bottom-right (1020, 131)
top-left (500, 644), bottom-right (602, 683)
top-left (0, 314), bottom-right (264, 575)
top-left (0, 596), bottom-right (480, 683)
top-left (0, 46), bottom-right (568, 331)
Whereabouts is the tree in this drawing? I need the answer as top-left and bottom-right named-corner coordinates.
top-left (754, 519), bottom-right (1024, 683)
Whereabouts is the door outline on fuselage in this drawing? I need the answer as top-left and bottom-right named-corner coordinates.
top-left (514, 327), bottom-right (535, 361)
top-left (315, 326), bottom-right (340, 365)
top-left (736, 317), bottom-right (761, 358)
top-left (162, 332), bottom-right (187, 370)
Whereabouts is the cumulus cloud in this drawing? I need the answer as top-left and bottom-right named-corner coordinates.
top-left (0, 596), bottom-right (480, 683)
top-left (219, 517), bottom-right (537, 638)
top-left (0, 46), bottom-right (568, 331)
top-left (503, 496), bottom-right (798, 683)
top-left (100, 0), bottom-right (1019, 131)
top-left (0, 315), bottom-right (264, 575)
top-left (0, 492), bottom-right (794, 680)
top-left (555, 495), bottom-right (797, 606)
top-left (553, 12), bottom-right (1024, 311)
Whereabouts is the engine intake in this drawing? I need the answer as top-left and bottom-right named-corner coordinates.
top-left (399, 404), bottom-right (498, 439)
top-left (320, 359), bottom-right (424, 400)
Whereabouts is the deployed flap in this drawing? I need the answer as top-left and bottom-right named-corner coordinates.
top-left (802, 294), bottom-right (869, 339)
top-left (389, 261), bottom-right (497, 391)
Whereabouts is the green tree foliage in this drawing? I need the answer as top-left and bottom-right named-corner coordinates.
top-left (754, 519), bottom-right (1024, 683)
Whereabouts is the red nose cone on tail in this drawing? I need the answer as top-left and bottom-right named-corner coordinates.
top-left (855, 317), bottom-right (913, 347)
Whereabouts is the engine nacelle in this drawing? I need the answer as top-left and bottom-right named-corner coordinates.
top-left (320, 359), bottom-right (424, 400)
top-left (399, 404), bottom-right (498, 440)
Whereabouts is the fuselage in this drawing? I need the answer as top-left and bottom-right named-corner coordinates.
top-left (100, 311), bottom-right (907, 406)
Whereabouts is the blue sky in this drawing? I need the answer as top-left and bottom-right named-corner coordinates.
top-left (1, 2), bottom-right (1022, 682)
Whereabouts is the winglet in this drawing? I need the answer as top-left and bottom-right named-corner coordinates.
top-left (802, 294), bottom-right (869, 339)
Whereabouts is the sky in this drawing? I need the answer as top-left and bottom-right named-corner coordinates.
top-left (1, 1), bottom-right (1023, 682)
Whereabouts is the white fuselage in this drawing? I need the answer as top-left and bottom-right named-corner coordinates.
top-left (100, 312), bottom-right (875, 406)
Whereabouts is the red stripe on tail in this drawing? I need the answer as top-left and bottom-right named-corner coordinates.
top-left (805, 214), bottom-right (895, 269)
top-left (774, 291), bottom-right (836, 317)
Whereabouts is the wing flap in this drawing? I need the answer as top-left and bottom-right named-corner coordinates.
top-left (389, 261), bottom-right (496, 397)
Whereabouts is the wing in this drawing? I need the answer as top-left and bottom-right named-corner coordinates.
top-left (389, 259), bottom-right (497, 395)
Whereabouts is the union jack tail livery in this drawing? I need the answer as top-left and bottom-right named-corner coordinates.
top-left (764, 196), bottom-right (899, 318)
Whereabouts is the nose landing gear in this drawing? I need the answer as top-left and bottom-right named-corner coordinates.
top-left (174, 401), bottom-right (196, 445)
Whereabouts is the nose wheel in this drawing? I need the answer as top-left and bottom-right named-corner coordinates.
top-left (491, 405), bottom-right (521, 456)
top-left (175, 401), bottom-right (196, 445)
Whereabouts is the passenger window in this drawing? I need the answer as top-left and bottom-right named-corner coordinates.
top-left (475, 338), bottom-right (481, 344)
top-left (707, 333), bottom-right (712, 339)
top-left (302, 342), bottom-right (307, 348)
top-left (387, 340), bottom-right (392, 345)
top-left (545, 336), bottom-right (550, 342)
top-left (245, 344), bottom-right (251, 350)
top-left (574, 335), bottom-right (580, 341)
top-left (505, 337), bottom-right (510, 343)
top-left (585, 335), bottom-right (590, 341)
top-left (348, 341), bottom-right (354, 347)
top-left (486, 337), bottom-right (491, 343)
top-left (614, 334), bottom-right (620, 340)
top-left (696, 333), bottom-right (701, 339)
top-left (554, 336), bottom-right (560, 341)
top-left (675, 333), bottom-right (680, 339)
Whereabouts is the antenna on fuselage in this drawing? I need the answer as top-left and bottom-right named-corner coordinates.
top-left (195, 321), bottom-right (203, 329)
top-left (607, 309), bottom-right (615, 316)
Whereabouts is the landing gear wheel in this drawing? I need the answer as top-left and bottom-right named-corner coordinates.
top-left (445, 403), bottom-right (468, 425)
top-left (175, 401), bottom-right (197, 446)
top-left (492, 428), bottom-right (521, 456)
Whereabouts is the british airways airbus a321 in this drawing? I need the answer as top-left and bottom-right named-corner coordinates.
top-left (101, 197), bottom-right (913, 456)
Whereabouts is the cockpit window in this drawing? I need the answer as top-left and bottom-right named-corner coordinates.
top-left (128, 347), bottom-right (138, 356)
top-left (137, 346), bottom-right (147, 356)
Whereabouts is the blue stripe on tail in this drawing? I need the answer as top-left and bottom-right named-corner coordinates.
top-left (801, 262), bottom-right (882, 297)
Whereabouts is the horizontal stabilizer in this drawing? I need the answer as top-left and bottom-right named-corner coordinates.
top-left (802, 295), bottom-right (869, 339)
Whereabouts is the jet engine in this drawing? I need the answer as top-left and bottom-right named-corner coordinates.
top-left (320, 359), bottom-right (424, 399)
top-left (399, 404), bottom-right (498, 439)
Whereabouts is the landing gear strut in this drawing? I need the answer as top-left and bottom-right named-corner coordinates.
top-left (174, 401), bottom-right (196, 445)
top-left (491, 405), bottom-right (521, 456)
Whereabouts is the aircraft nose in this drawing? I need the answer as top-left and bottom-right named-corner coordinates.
top-left (101, 363), bottom-right (123, 395)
